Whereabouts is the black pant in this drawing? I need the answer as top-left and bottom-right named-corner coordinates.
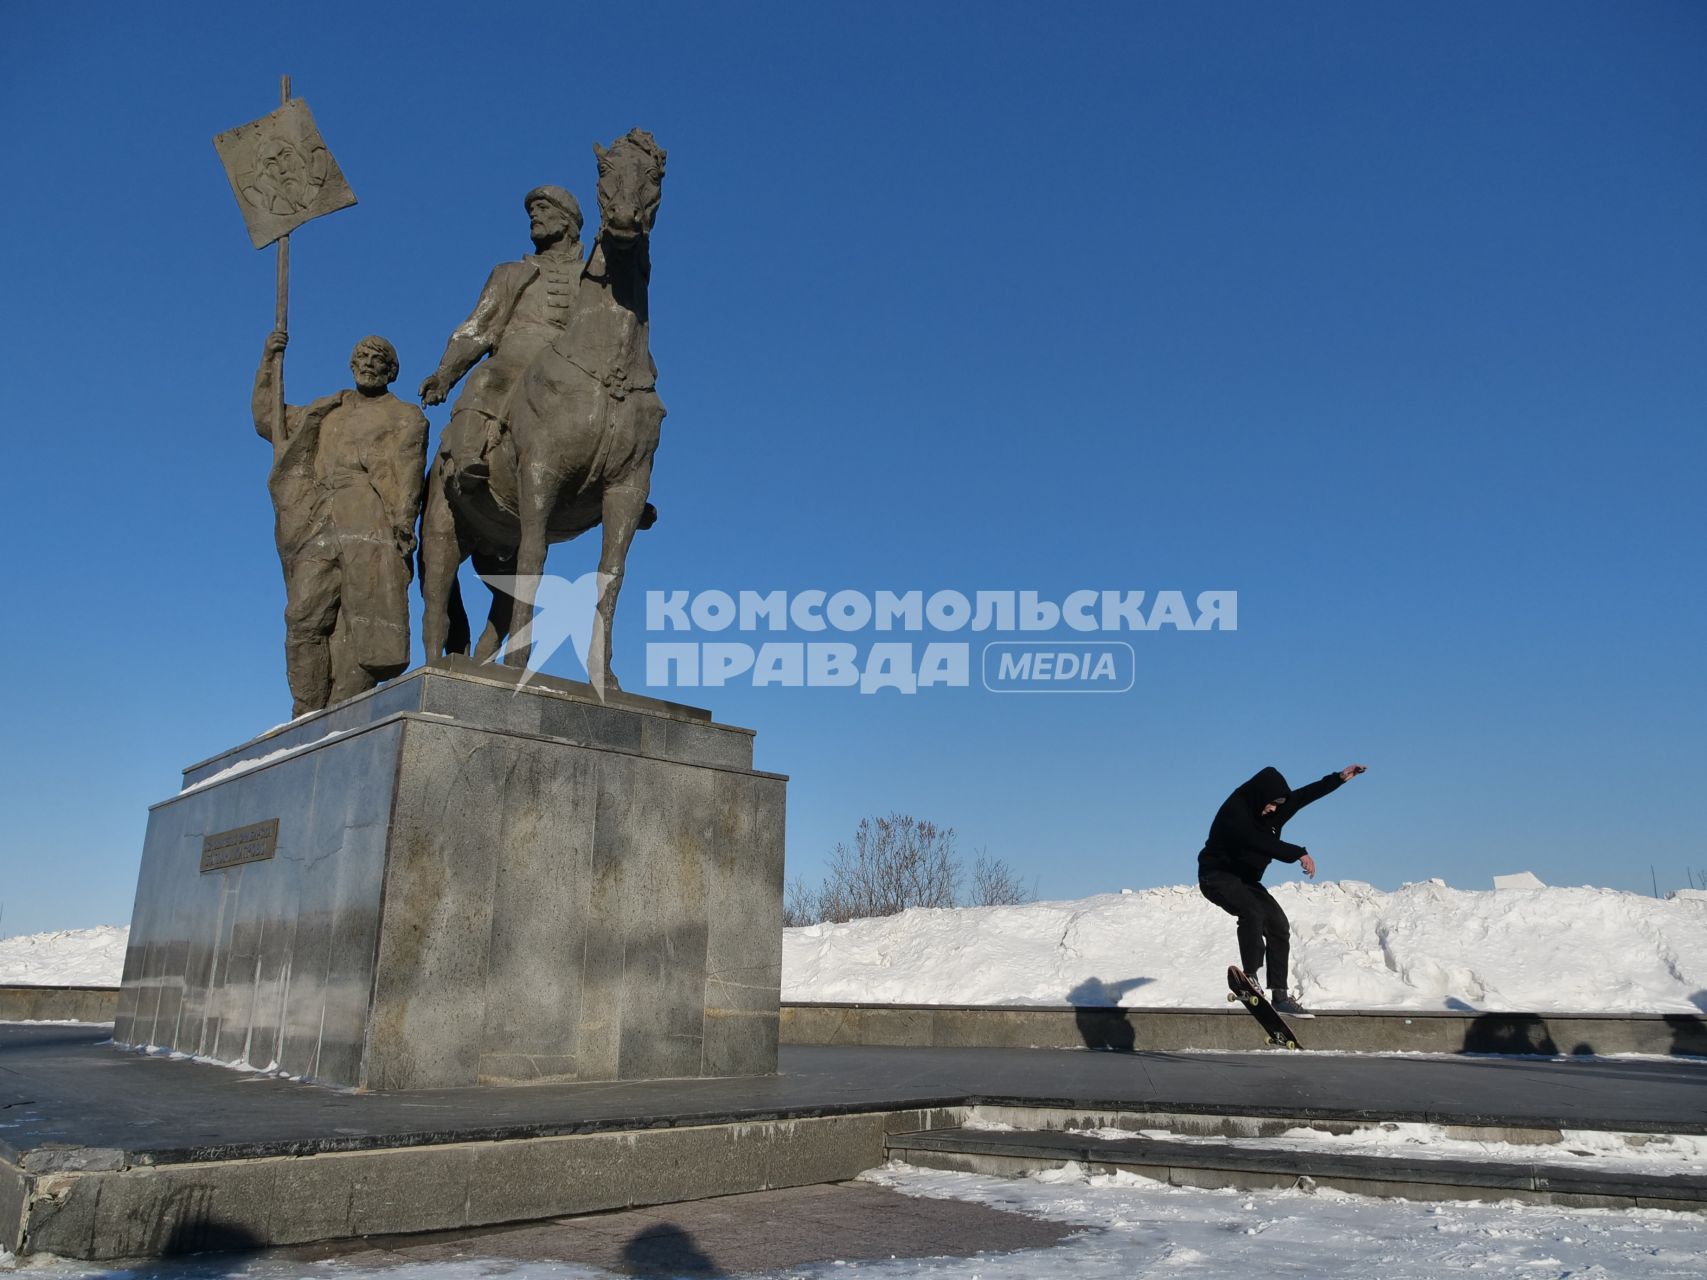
top-left (1199, 872), bottom-right (1290, 991)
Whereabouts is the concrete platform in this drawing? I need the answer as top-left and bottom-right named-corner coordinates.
top-left (4, 1024), bottom-right (1706, 1258)
top-left (15, 987), bottom-right (1705, 1058)
top-left (783, 1000), bottom-right (1707, 1057)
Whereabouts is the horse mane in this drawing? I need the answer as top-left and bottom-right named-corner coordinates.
top-left (619, 128), bottom-right (666, 173)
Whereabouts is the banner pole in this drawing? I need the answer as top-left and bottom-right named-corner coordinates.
top-left (274, 74), bottom-right (291, 443)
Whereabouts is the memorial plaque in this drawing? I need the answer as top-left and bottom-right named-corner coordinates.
top-left (200, 819), bottom-right (280, 872)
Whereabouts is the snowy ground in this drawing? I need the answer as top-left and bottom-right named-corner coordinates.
top-left (853, 1162), bottom-right (1707, 1279)
top-left (5, 1164), bottom-right (1704, 1278)
top-left (8, 883), bottom-right (1707, 1014)
top-left (0, 926), bottom-right (127, 987)
top-left (785, 882), bottom-right (1707, 1012)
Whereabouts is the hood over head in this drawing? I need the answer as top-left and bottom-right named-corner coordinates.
top-left (1238, 766), bottom-right (1291, 815)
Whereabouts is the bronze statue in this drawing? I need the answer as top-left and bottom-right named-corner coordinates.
top-left (419, 185), bottom-right (584, 483)
top-left (417, 185), bottom-right (591, 661)
top-left (420, 129), bottom-right (666, 692)
top-left (253, 331), bottom-right (428, 715)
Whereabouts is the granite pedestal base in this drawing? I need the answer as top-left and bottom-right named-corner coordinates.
top-left (114, 660), bottom-right (787, 1090)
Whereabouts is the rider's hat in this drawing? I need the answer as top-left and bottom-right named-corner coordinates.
top-left (524, 185), bottom-right (583, 235)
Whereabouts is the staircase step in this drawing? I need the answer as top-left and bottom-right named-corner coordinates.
top-left (885, 1126), bottom-right (1707, 1212)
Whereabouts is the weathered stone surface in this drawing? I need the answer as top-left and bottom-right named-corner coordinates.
top-left (116, 722), bottom-right (401, 1079)
top-left (116, 665), bottom-right (785, 1089)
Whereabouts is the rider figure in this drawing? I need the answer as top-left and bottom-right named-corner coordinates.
top-left (418, 185), bottom-right (584, 484)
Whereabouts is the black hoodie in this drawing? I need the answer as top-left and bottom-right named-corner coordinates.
top-left (1196, 766), bottom-right (1345, 884)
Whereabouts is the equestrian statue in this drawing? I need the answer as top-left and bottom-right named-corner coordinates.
top-left (419, 128), bottom-right (666, 694)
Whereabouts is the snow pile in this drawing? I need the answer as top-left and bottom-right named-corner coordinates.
top-left (0, 925), bottom-right (128, 986)
top-left (782, 881), bottom-right (1707, 1012)
top-left (863, 1163), bottom-right (1707, 1279)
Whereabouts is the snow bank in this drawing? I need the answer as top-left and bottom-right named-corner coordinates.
top-left (782, 882), bottom-right (1707, 1012)
top-left (7, 883), bottom-right (1705, 1014)
top-left (0, 925), bottom-right (128, 986)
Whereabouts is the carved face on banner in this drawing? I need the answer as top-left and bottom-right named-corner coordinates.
top-left (247, 134), bottom-right (332, 217)
top-left (213, 100), bottom-right (358, 249)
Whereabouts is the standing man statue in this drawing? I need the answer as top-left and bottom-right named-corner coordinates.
top-left (252, 330), bottom-right (428, 716)
top-left (418, 185), bottom-right (584, 483)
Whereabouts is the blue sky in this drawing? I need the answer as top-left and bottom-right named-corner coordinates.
top-left (2, 2), bottom-right (1703, 935)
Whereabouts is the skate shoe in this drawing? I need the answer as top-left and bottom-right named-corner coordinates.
top-left (1269, 993), bottom-right (1314, 1019)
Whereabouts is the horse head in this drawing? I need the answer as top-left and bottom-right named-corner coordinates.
top-left (592, 128), bottom-right (666, 246)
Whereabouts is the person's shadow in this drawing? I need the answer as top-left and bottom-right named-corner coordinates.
top-left (621, 1222), bottom-right (726, 1276)
top-left (1667, 990), bottom-right (1707, 1057)
top-left (1462, 1013), bottom-right (1559, 1055)
top-left (1067, 976), bottom-right (1154, 1051)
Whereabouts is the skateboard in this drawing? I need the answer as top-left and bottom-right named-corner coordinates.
top-left (1226, 965), bottom-right (1303, 1050)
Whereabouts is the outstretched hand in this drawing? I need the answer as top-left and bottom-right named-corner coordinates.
top-left (419, 372), bottom-right (450, 406)
top-left (1340, 763), bottom-right (1368, 782)
top-left (1300, 853), bottom-right (1317, 878)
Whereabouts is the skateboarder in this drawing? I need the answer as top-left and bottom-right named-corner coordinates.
top-left (1198, 763), bottom-right (1367, 1016)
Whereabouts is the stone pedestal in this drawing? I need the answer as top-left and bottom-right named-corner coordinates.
top-left (113, 659), bottom-right (787, 1090)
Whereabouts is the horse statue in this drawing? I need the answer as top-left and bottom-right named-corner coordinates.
top-left (418, 128), bottom-right (666, 692)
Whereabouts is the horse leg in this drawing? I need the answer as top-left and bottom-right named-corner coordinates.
top-left (446, 576), bottom-right (471, 657)
top-left (506, 457), bottom-right (563, 669)
top-left (470, 549), bottom-right (515, 663)
top-left (588, 462), bottom-right (654, 694)
top-left (419, 456), bottom-right (467, 658)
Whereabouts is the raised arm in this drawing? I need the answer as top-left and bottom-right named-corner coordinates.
top-left (1288, 764), bottom-right (1367, 815)
top-left (252, 329), bottom-right (289, 442)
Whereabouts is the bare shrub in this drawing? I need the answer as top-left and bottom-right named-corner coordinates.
top-left (782, 876), bottom-right (820, 928)
top-left (787, 814), bottom-right (1034, 925)
top-left (967, 848), bottom-right (1034, 907)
